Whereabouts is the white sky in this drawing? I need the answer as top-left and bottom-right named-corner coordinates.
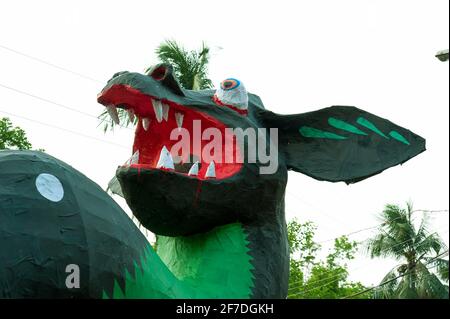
top-left (0, 0), bottom-right (448, 287)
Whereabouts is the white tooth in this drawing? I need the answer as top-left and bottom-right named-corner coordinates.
top-left (156, 146), bottom-right (174, 169)
top-left (130, 150), bottom-right (139, 165)
top-left (152, 99), bottom-right (163, 123)
top-left (107, 105), bottom-right (120, 124)
top-left (188, 161), bottom-right (199, 176)
top-left (175, 112), bottom-right (184, 129)
top-left (205, 161), bottom-right (216, 178)
top-left (162, 103), bottom-right (169, 121)
top-left (142, 118), bottom-right (150, 131)
top-left (127, 109), bottom-right (135, 123)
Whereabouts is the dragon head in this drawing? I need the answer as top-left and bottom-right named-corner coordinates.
top-left (97, 63), bottom-right (425, 237)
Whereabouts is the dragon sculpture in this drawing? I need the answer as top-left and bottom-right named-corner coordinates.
top-left (0, 63), bottom-right (425, 298)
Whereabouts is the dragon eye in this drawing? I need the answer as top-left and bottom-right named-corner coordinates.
top-left (220, 78), bottom-right (240, 91)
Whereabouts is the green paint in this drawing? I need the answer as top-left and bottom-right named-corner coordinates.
top-left (299, 126), bottom-right (347, 140)
top-left (356, 117), bottom-right (389, 139)
top-left (389, 130), bottom-right (410, 145)
top-left (104, 223), bottom-right (254, 298)
top-left (328, 117), bottom-right (367, 135)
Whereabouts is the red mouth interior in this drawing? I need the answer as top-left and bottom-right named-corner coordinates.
top-left (97, 84), bottom-right (243, 180)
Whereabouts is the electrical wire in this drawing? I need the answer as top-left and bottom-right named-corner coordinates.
top-left (287, 228), bottom-right (449, 295)
top-left (287, 227), bottom-right (449, 292)
top-left (316, 209), bottom-right (449, 244)
top-left (341, 249), bottom-right (449, 299)
top-left (0, 82), bottom-right (134, 131)
top-left (0, 109), bottom-right (129, 149)
top-left (0, 44), bottom-right (103, 84)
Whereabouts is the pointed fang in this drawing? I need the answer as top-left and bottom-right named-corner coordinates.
top-left (175, 112), bottom-right (184, 129)
top-left (107, 105), bottom-right (120, 125)
top-left (127, 109), bottom-right (135, 123)
top-left (156, 146), bottom-right (174, 170)
top-left (142, 118), bottom-right (150, 131)
top-left (152, 99), bottom-right (163, 123)
top-left (130, 150), bottom-right (139, 165)
top-left (205, 161), bottom-right (216, 178)
top-left (162, 103), bottom-right (169, 121)
top-left (188, 161), bottom-right (199, 176)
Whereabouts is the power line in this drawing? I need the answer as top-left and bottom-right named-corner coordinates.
top-left (0, 109), bottom-right (129, 150)
top-left (287, 210), bottom-right (449, 292)
top-left (316, 209), bottom-right (449, 244)
top-left (0, 82), bottom-right (134, 131)
top-left (341, 249), bottom-right (449, 299)
top-left (287, 227), bottom-right (449, 295)
top-left (0, 82), bottom-right (99, 119)
top-left (287, 228), bottom-right (448, 294)
top-left (0, 44), bottom-right (103, 84)
top-left (295, 261), bottom-right (443, 299)
top-left (412, 209), bottom-right (449, 214)
top-left (286, 190), bottom-right (349, 228)
top-left (288, 226), bottom-right (449, 292)
top-left (0, 43), bottom-right (137, 131)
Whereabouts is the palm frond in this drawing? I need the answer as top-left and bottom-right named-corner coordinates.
top-left (415, 262), bottom-right (449, 298)
top-left (381, 204), bottom-right (416, 245)
top-left (396, 273), bottom-right (419, 298)
top-left (415, 233), bottom-right (445, 258)
top-left (97, 108), bottom-right (136, 132)
top-left (423, 257), bottom-right (449, 283)
top-left (373, 266), bottom-right (400, 299)
top-left (155, 39), bottom-right (213, 90)
top-left (414, 213), bottom-right (430, 246)
top-left (366, 232), bottom-right (408, 260)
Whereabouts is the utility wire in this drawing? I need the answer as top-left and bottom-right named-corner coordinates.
top-left (287, 210), bottom-right (449, 291)
top-left (286, 190), bottom-right (349, 228)
top-left (0, 109), bottom-right (129, 149)
top-left (287, 228), bottom-right (449, 294)
top-left (293, 261), bottom-right (443, 299)
top-left (287, 227), bottom-right (449, 294)
top-left (0, 44), bottom-right (136, 131)
top-left (0, 44), bottom-right (103, 84)
top-left (288, 226), bottom-right (449, 292)
top-left (341, 250), bottom-right (449, 299)
top-left (0, 82), bottom-right (134, 131)
top-left (0, 83), bottom-right (99, 119)
top-left (316, 209), bottom-right (449, 244)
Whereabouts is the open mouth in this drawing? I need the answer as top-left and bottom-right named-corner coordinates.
top-left (97, 84), bottom-right (243, 180)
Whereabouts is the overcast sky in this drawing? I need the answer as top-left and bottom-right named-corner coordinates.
top-left (0, 0), bottom-right (448, 287)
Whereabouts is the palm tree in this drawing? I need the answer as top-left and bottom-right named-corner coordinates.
top-left (367, 202), bottom-right (449, 299)
top-left (98, 40), bottom-right (213, 131)
top-left (156, 40), bottom-right (213, 91)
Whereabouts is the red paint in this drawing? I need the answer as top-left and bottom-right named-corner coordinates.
top-left (193, 180), bottom-right (203, 208)
top-left (99, 84), bottom-right (243, 180)
top-left (212, 94), bottom-right (248, 115)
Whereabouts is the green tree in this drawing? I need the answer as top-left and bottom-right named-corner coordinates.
top-left (156, 40), bottom-right (213, 91)
top-left (0, 117), bottom-right (32, 150)
top-left (287, 219), bottom-right (369, 299)
top-left (367, 202), bottom-right (449, 299)
top-left (99, 40), bottom-right (213, 131)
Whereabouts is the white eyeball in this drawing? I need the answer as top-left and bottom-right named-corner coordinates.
top-left (215, 78), bottom-right (248, 110)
